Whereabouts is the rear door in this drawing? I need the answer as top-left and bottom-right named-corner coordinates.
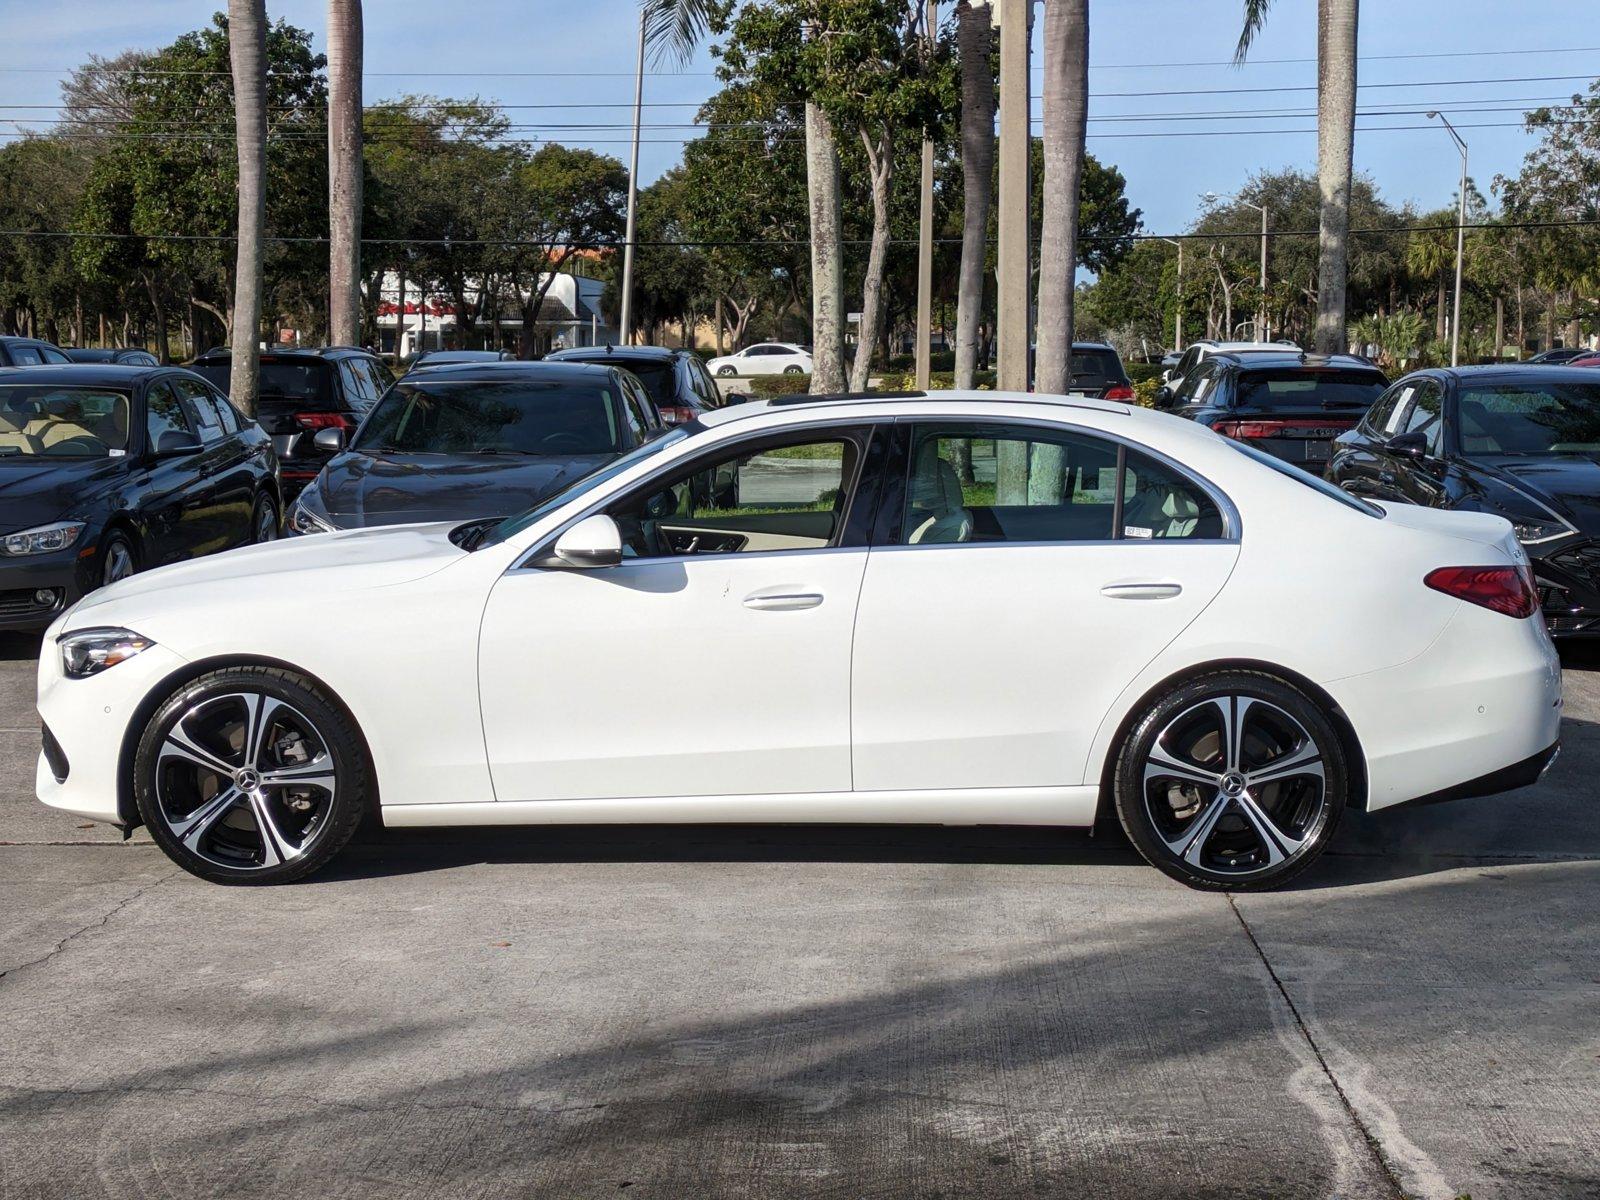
top-left (850, 419), bottom-right (1240, 793)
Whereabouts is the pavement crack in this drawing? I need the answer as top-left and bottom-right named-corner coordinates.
top-left (0, 871), bottom-right (178, 984)
top-left (1226, 893), bottom-right (1409, 1200)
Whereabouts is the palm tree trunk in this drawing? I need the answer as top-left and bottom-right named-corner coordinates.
top-left (849, 132), bottom-right (894, 393)
top-left (1312, 0), bottom-right (1357, 354)
top-left (954, 0), bottom-right (994, 392)
top-left (327, 0), bottom-right (364, 347)
top-left (1033, 0), bottom-right (1088, 397)
top-left (227, 0), bottom-right (268, 419)
top-left (805, 101), bottom-right (847, 393)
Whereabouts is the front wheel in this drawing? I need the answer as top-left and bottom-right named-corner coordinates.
top-left (716, 365), bottom-right (736, 377)
top-left (100, 530), bottom-right (137, 588)
top-left (1112, 671), bottom-right (1347, 891)
top-left (251, 493), bottom-right (279, 544)
top-left (134, 666), bottom-right (370, 884)
top-left (783, 364), bottom-right (805, 375)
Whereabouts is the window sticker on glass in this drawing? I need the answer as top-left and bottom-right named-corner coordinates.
top-left (1124, 525), bottom-right (1153, 539)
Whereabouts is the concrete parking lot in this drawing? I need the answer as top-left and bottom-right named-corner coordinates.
top-left (1, 629), bottom-right (1596, 1199)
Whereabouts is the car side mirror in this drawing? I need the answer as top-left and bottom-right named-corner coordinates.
top-left (313, 427), bottom-right (346, 453)
top-left (546, 514), bottom-right (623, 569)
top-left (1153, 386), bottom-right (1174, 408)
top-left (1386, 430), bottom-right (1428, 459)
top-left (723, 392), bottom-right (751, 406)
top-left (155, 429), bottom-right (202, 457)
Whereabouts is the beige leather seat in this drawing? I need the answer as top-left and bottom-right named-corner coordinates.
top-left (906, 444), bottom-right (973, 544)
top-left (1123, 483), bottom-right (1200, 538)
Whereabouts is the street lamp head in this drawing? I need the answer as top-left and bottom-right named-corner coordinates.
top-left (1425, 110), bottom-right (1439, 120)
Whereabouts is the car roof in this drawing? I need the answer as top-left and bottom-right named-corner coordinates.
top-left (1218, 352), bottom-right (1382, 373)
top-left (1424, 363), bottom-right (1600, 385)
top-left (0, 363), bottom-right (169, 386)
top-left (548, 345), bottom-right (684, 362)
top-left (697, 388), bottom-right (1133, 430)
top-left (193, 346), bottom-right (373, 361)
top-left (1196, 341), bottom-right (1296, 352)
top-left (400, 359), bottom-right (617, 383)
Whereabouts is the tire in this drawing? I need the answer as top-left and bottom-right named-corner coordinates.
top-left (134, 665), bottom-right (370, 885)
top-left (1112, 670), bottom-right (1347, 891)
top-left (251, 492), bottom-right (279, 544)
top-left (100, 529), bottom-right (137, 588)
top-left (783, 365), bottom-right (804, 375)
top-left (716, 365), bottom-right (736, 377)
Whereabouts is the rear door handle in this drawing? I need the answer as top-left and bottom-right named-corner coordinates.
top-left (743, 591), bottom-right (824, 611)
top-left (1100, 582), bottom-right (1183, 600)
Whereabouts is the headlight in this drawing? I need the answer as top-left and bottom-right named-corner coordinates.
top-left (288, 502), bottom-right (335, 535)
top-left (2, 521), bottom-right (86, 557)
top-left (59, 627), bottom-right (153, 678)
top-left (1509, 516), bottom-right (1575, 546)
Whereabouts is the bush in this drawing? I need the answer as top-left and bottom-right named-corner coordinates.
top-left (1131, 378), bottom-right (1161, 408)
top-left (1126, 362), bottom-right (1165, 384)
top-left (745, 374), bottom-right (812, 397)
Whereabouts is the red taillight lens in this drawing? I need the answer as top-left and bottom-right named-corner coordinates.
top-left (1424, 565), bottom-right (1539, 619)
top-left (1104, 384), bottom-right (1134, 401)
top-left (293, 411), bottom-right (354, 432)
top-left (1210, 420), bottom-right (1282, 439)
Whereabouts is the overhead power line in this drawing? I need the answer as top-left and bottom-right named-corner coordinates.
top-left (3, 217), bottom-right (1596, 250)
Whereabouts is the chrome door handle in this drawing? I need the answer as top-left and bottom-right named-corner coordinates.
top-left (743, 591), bottom-right (824, 611)
top-left (1100, 582), bottom-right (1183, 600)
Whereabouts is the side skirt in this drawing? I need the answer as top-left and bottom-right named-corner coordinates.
top-left (381, 786), bottom-right (1099, 829)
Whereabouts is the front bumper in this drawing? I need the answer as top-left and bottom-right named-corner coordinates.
top-left (1532, 541), bottom-right (1600, 636)
top-left (0, 546), bottom-right (95, 632)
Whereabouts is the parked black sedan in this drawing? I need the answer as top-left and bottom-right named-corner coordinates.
top-left (0, 337), bottom-right (72, 367)
top-left (1326, 365), bottom-right (1600, 635)
top-left (286, 360), bottom-right (665, 533)
top-left (0, 364), bottom-right (280, 631)
top-left (1160, 350), bottom-right (1388, 472)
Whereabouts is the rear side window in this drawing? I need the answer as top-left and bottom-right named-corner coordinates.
top-left (899, 424), bottom-right (1224, 544)
top-left (8, 346), bottom-right (42, 366)
top-left (1235, 370), bottom-right (1386, 411)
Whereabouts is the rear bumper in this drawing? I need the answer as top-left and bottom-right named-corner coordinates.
top-left (1386, 741), bottom-right (1560, 809)
top-left (1326, 604), bottom-right (1563, 813)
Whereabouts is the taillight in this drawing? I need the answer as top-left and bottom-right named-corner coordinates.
top-left (1210, 420), bottom-right (1283, 439)
top-left (1104, 384), bottom-right (1134, 401)
top-left (1424, 565), bottom-right (1539, 619)
top-left (293, 411), bottom-right (355, 432)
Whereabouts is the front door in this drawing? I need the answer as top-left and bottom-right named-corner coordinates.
top-left (851, 421), bottom-right (1240, 791)
top-left (478, 424), bottom-right (880, 801)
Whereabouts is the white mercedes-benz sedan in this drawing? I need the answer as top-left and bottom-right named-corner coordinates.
top-left (36, 391), bottom-right (1562, 889)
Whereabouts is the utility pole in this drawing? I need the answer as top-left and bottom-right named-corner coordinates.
top-left (913, 0), bottom-right (938, 391)
top-left (1258, 203), bottom-right (1269, 341)
top-left (1427, 111), bottom-right (1469, 367)
top-left (619, 8), bottom-right (646, 345)
top-left (995, 0), bottom-right (1030, 393)
top-left (1160, 236), bottom-right (1183, 351)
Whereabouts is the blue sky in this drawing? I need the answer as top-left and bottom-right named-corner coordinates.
top-left (1, 0), bottom-right (1594, 237)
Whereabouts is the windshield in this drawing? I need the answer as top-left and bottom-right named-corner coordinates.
top-left (1069, 350), bottom-right (1125, 387)
top-left (353, 378), bottom-right (625, 456)
top-left (190, 359), bottom-right (337, 408)
top-left (0, 385), bottom-right (131, 458)
top-left (1236, 370), bottom-right (1386, 410)
top-left (1458, 382), bottom-right (1600, 455)
top-left (482, 425), bottom-right (692, 547)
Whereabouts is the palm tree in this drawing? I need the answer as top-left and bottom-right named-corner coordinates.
top-left (642, 0), bottom-right (846, 392)
top-left (1033, 0), bottom-right (1088, 397)
top-left (953, 0), bottom-right (994, 392)
top-left (1238, 0), bottom-right (1358, 355)
top-left (327, 0), bottom-right (364, 347)
top-left (227, 0), bottom-right (268, 418)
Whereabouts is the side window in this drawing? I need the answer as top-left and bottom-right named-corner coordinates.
top-left (1175, 361), bottom-right (1215, 405)
top-left (901, 424), bottom-right (1120, 544)
top-left (1362, 382), bottom-right (1405, 435)
top-left (173, 378), bottom-right (225, 443)
top-left (1121, 449), bottom-right (1225, 540)
top-left (900, 424), bottom-right (1223, 544)
top-left (9, 346), bottom-right (42, 366)
top-left (338, 360), bottom-right (373, 406)
top-left (608, 433), bottom-right (860, 558)
top-left (617, 381), bottom-right (649, 443)
top-left (1401, 382), bottom-right (1444, 455)
top-left (690, 361), bottom-right (720, 409)
top-left (40, 346), bottom-right (72, 364)
top-left (144, 382), bottom-right (193, 452)
top-left (364, 358), bottom-right (394, 398)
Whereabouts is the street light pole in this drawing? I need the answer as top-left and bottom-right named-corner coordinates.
top-left (1427, 111), bottom-right (1469, 367)
top-left (1159, 237), bottom-right (1183, 351)
top-left (619, 8), bottom-right (646, 346)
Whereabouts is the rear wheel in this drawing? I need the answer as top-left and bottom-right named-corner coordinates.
top-left (134, 666), bottom-right (369, 884)
top-left (716, 365), bottom-right (736, 377)
top-left (1113, 671), bottom-right (1347, 891)
top-left (783, 364), bottom-right (805, 375)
